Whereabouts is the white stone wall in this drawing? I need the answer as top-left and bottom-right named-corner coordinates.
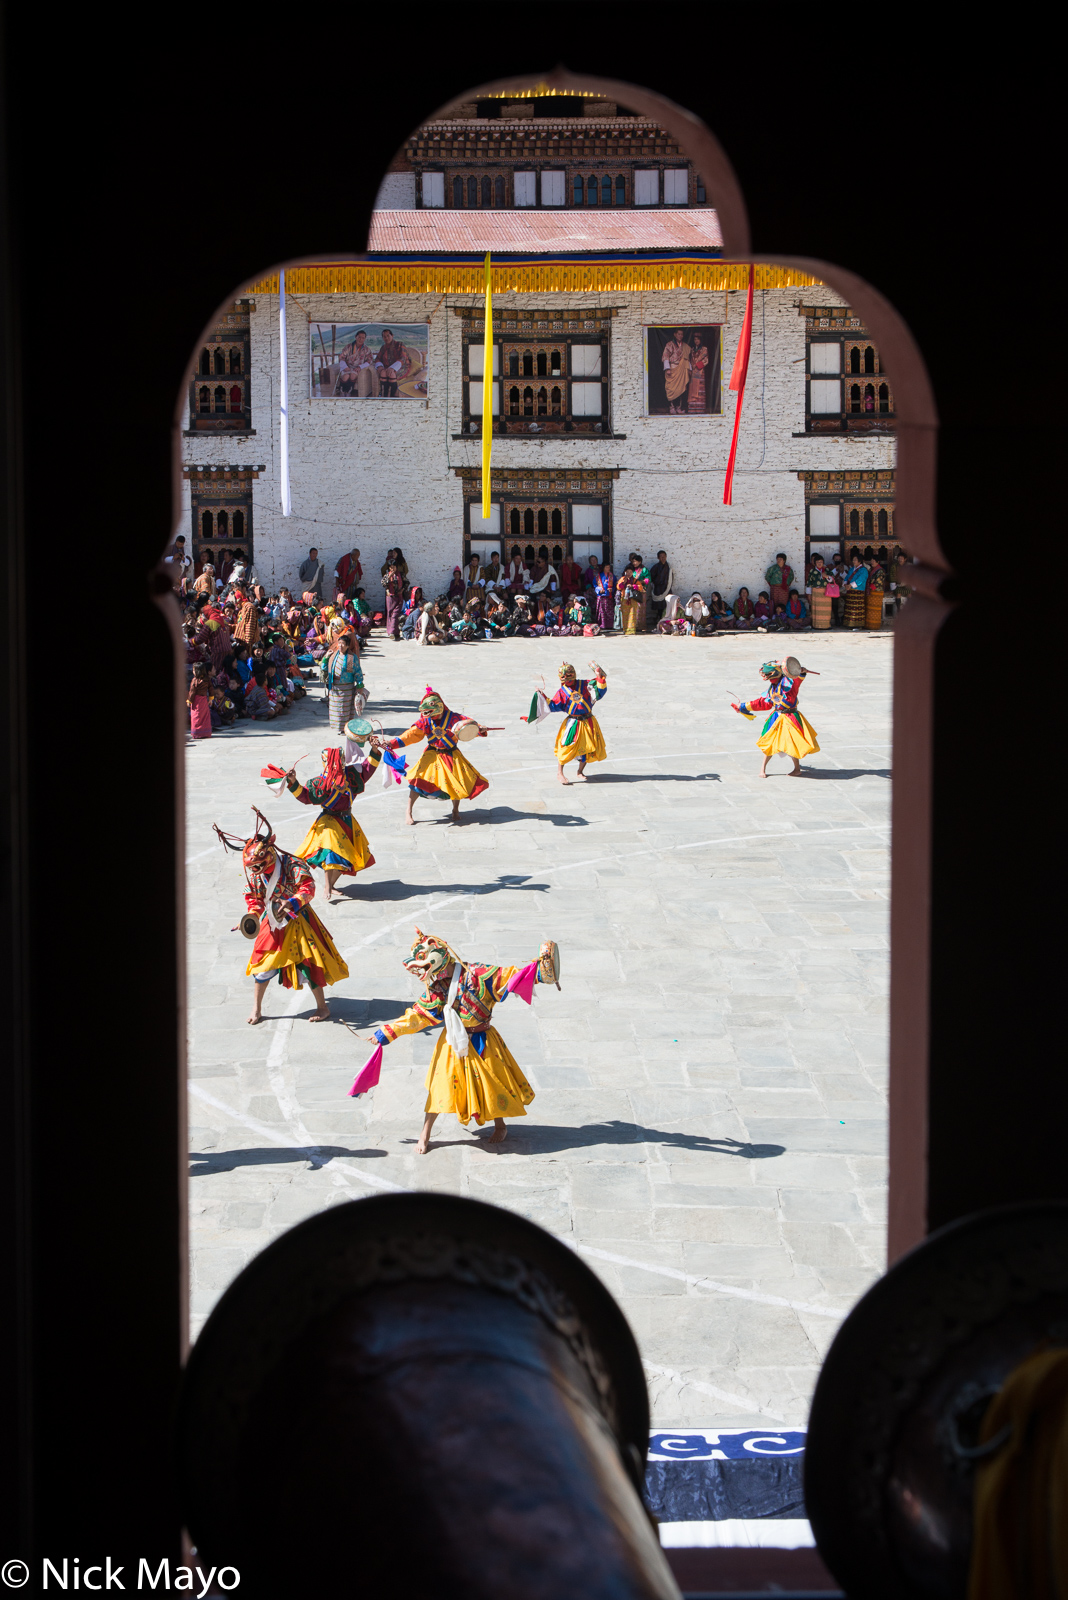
top-left (179, 281), bottom-right (895, 606)
top-left (372, 172), bottom-right (417, 208)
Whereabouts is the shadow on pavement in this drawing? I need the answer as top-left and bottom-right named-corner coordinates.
top-left (585, 772), bottom-right (721, 784)
top-left (342, 873), bottom-right (549, 904)
top-left (415, 1124), bottom-right (787, 1159)
top-left (189, 1145), bottom-right (387, 1174)
top-left (801, 767), bottom-right (891, 780)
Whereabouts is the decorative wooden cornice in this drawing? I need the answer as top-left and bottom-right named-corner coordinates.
top-left (800, 303), bottom-right (871, 337)
top-left (457, 307), bottom-right (617, 335)
top-left (452, 466), bottom-right (620, 496)
top-left (246, 262), bottom-right (818, 295)
top-left (798, 470), bottom-right (895, 496)
top-left (183, 464), bottom-right (265, 482)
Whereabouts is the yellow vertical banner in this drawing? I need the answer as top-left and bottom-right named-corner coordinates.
top-left (482, 252), bottom-right (493, 520)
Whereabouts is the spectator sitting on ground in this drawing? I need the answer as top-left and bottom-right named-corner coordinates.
top-left (513, 594), bottom-right (535, 635)
top-left (709, 592), bottom-right (733, 630)
top-left (733, 587), bottom-right (755, 629)
top-left (243, 665), bottom-right (275, 720)
top-left (448, 566), bottom-right (465, 601)
top-left (771, 602), bottom-right (789, 631)
top-left (753, 591), bottom-right (772, 628)
top-left (786, 589), bottom-right (810, 630)
top-left (415, 602), bottom-right (442, 645)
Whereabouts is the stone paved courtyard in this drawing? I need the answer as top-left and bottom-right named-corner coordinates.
top-left (187, 629), bottom-right (891, 1429)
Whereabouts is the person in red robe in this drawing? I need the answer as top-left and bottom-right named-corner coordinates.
top-left (333, 547), bottom-right (362, 604)
top-left (558, 556), bottom-right (583, 600)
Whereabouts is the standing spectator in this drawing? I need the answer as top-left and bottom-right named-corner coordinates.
top-left (889, 547), bottom-right (914, 613)
top-left (807, 554), bottom-right (832, 631)
top-left (164, 534), bottom-right (192, 593)
top-left (616, 553), bottom-right (650, 635)
top-left (583, 551), bottom-right (601, 597)
top-left (333, 545), bottom-right (362, 604)
top-left (193, 562), bottom-right (216, 601)
top-left (558, 551), bottom-right (583, 602)
top-left (765, 552), bottom-right (794, 612)
top-left (593, 562), bottom-right (615, 632)
top-left (648, 550), bottom-right (675, 630)
top-left (299, 547), bottom-right (325, 600)
top-left (187, 662), bottom-right (212, 739)
top-left (324, 627), bottom-right (364, 728)
top-left (827, 552), bottom-right (848, 626)
top-left (383, 557), bottom-right (405, 640)
top-left (843, 552), bottom-right (868, 629)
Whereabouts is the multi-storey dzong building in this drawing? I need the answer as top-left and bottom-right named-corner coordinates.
top-left (181, 92), bottom-right (897, 605)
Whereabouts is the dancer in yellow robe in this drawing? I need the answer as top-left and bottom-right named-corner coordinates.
top-left (732, 657), bottom-right (820, 777)
top-left (360, 929), bottom-right (559, 1152)
top-left (384, 686), bottom-right (489, 825)
top-left (282, 745), bottom-right (380, 902)
top-left (524, 662), bottom-right (608, 785)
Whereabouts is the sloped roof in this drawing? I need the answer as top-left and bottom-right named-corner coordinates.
top-left (366, 208), bottom-right (723, 256)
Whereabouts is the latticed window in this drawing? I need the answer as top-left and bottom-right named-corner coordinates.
top-left (198, 386), bottom-right (210, 414)
top-left (214, 349), bottom-right (226, 375)
top-left (213, 386), bottom-right (227, 413)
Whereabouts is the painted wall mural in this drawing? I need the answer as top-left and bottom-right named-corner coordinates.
top-left (644, 325), bottom-right (722, 416)
top-left (311, 322), bottom-right (429, 399)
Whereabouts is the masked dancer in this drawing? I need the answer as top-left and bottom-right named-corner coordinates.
top-left (525, 661), bottom-right (608, 785)
top-left (350, 929), bottom-right (560, 1152)
top-left (732, 656), bottom-right (820, 778)
top-left (279, 744), bottom-right (383, 903)
top-left (383, 686), bottom-right (489, 826)
top-left (214, 809), bottom-right (349, 1024)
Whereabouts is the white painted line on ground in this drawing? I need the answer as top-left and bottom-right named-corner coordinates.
top-left (187, 1082), bottom-right (405, 1194)
top-left (642, 1361), bottom-right (788, 1422)
top-left (572, 1241), bottom-right (843, 1319)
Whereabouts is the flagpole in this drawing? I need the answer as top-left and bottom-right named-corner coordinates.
top-left (722, 262), bottom-right (754, 506)
top-left (279, 268), bottom-right (292, 517)
top-left (482, 252), bottom-right (493, 521)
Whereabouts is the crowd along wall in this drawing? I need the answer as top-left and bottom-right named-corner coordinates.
top-left (179, 281), bottom-right (895, 605)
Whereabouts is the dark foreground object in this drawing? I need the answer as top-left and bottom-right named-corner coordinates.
top-left (805, 1201), bottom-right (1068, 1599)
top-left (178, 1192), bottom-right (680, 1598)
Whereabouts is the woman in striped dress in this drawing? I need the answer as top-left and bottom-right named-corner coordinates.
top-left (323, 628), bottom-right (365, 731)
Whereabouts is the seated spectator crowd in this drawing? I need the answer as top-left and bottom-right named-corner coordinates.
top-left (174, 536), bottom-right (916, 737)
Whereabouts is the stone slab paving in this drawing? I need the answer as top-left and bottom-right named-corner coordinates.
top-left (187, 628), bottom-right (892, 1429)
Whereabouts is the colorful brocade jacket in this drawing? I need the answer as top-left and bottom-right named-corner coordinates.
top-left (373, 962), bottom-right (541, 1056)
top-left (286, 750), bottom-right (382, 825)
top-left (549, 676), bottom-right (607, 723)
top-left (739, 676), bottom-right (804, 736)
top-left (391, 708), bottom-right (479, 759)
top-left (244, 851), bottom-right (315, 926)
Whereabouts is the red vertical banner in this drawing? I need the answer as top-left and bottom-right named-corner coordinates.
top-left (722, 263), bottom-right (755, 506)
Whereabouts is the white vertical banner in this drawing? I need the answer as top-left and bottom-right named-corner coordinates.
top-left (278, 268), bottom-right (291, 516)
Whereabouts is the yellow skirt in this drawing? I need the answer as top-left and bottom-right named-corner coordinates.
top-left (297, 813), bottom-right (375, 876)
top-left (246, 907), bottom-right (349, 991)
top-left (424, 1025), bottom-right (535, 1126)
top-left (757, 711), bottom-right (820, 760)
top-left (554, 714), bottom-right (607, 766)
top-left (409, 748), bottom-right (489, 803)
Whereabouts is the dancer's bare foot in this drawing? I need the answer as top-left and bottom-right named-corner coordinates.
top-left (406, 805), bottom-right (416, 827)
top-left (308, 986), bottom-right (331, 1022)
top-left (451, 800), bottom-right (461, 823)
top-left (574, 763), bottom-right (588, 782)
top-left (249, 985), bottom-right (267, 1025)
top-left (487, 1119), bottom-right (508, 1145)
top-left (788, 763), bottom-right (804, 776)
top-left (247, 1013), bottom-right (263, 1025)
top-left (416, 1112), bottom-right (438, 1154)
top-left (558, 767), bottom-right (571, 785)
